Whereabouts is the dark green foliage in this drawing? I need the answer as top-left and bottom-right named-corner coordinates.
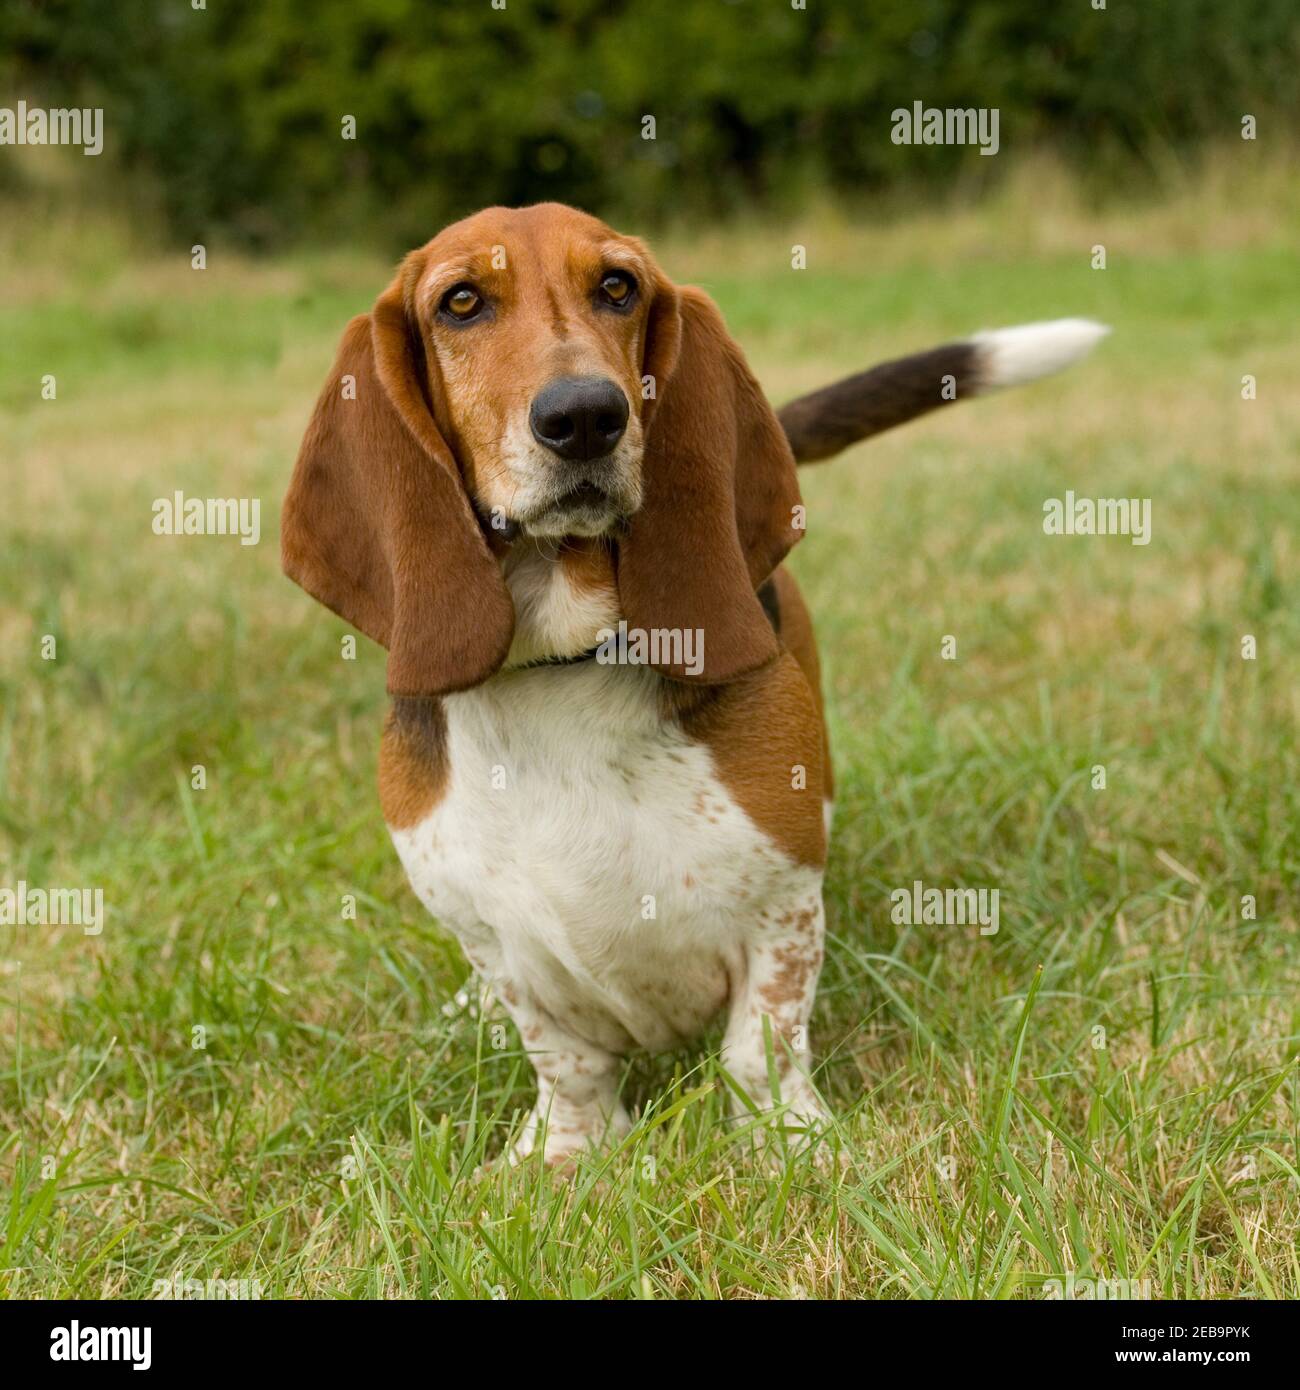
top-left (3, 0), bottom-right (1297, 245)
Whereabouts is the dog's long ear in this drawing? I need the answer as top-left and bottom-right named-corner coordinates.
top-left (618, 279), bottom-right (802, 683)
top-left (281, 257), bottom-right (514, 697)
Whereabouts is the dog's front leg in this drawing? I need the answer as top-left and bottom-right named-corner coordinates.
top-left (490, 982), bottom-right (631, 1168)
top-left (721, 888), bottom-right (829, 1134)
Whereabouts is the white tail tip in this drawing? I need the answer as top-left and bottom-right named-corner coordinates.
top-left (970, 317), bottom-right (1110, 391)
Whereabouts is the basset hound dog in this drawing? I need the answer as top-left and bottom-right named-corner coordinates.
top-left (282, 202), bottom-right (1105, 1166)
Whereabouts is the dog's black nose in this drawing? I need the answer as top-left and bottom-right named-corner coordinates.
top-left (529, 376), bottom-right (629, 462)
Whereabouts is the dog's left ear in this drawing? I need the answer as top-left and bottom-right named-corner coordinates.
top-left (617, 279), bottom-right (803, 683)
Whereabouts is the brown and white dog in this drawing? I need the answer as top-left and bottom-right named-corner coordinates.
top-left (282, 203), bottom-right (1104, 1166)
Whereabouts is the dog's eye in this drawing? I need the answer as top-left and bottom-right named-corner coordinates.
top-left (441, 284), bottom-right (484, 322)
top-left (598, 271), bottom-right (636, 309)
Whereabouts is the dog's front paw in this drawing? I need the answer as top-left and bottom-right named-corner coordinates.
top-left (730, 1083), bottom-right (846, 1167)
top-left (508, 1098), bottom-right (632, 1171)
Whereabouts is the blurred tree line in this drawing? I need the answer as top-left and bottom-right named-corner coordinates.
top-left (2, 0), bottom-right (1296, 248)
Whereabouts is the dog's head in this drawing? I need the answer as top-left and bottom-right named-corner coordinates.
top-left (282, 202), bottom-right (802, 696)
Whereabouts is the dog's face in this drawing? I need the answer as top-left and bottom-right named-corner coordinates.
top-left (413, 204), bottom-right (656, 539)
top-left (281, 201), bottom-right (802, 697)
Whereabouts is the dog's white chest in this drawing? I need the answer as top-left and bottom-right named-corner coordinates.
top-left (388, 662), bottom-right (814, 1051)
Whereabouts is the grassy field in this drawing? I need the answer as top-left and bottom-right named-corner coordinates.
top-left (2, 155), bottom-right (1298, 1299)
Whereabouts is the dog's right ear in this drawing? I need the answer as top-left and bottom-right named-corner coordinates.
top-left (281, 258), bottom-right (514, 697)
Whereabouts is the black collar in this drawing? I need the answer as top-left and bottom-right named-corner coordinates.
top-left (514, 624), bottom-right (638, 672)
top-left (514, 644), bottom-right (602, 672)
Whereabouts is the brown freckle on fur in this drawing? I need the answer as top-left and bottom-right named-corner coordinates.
top-left (378, 697), bottom-right (449, 829)
top-left (758, 942), bottom-right (822, 1009)
top-left (683, 872), bottom-right (695, 888)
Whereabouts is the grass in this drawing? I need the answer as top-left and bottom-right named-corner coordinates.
top-left (2, 151), bottom-right (1298, 1299)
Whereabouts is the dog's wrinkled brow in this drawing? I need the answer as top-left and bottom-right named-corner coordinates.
top-left (417, 258), bottom-right (495, 313)
top-left (593, 241), bottom-right (649, 277)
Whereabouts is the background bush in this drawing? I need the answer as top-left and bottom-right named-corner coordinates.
top-left (3, 0), bottom-right (1297, 247)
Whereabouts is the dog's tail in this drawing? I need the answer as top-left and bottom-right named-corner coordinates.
top-left (778, 318), bottom-right (1109, 464)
